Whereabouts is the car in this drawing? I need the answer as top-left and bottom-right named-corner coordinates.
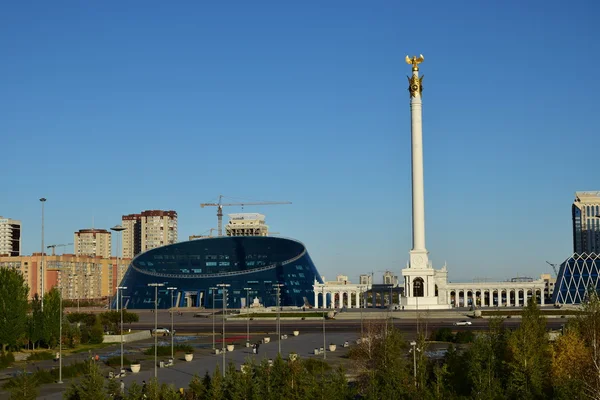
top-left (453, 320), bottom-right (472, 326)
top-left (152, 327), bottom-right (174, 335)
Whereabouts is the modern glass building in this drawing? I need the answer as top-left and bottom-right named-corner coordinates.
top-left (552, 252), bottom-right (600, 304)
top-left (116, 236), bottom-right (323, 309)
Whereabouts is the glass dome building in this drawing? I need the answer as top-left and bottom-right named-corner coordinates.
top-left (117, 236), bottom-right (323, 309)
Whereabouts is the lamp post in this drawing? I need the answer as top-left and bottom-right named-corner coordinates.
top-left (244, 287), bottom-right (251, 347)
top-left (217, 283), bottom-right (230, 376)
top-left (167, 286), bottom-right (177, 363)
top-left (58, 284), bottom-right (63, 384)
top-left (40, 197), bottom-right (46, 310)
top-left (111, 225), bottom-right (126, 311)
top-left (117, 286), bottom-right (127, 375)
top-left (322, 285), bottom-right (326, 360)
top-left (410, 340), bottom-right (418, 387)
top-left (273, 283), bottom-right (283, 354)
top-left (148, 283), bottom-right (164, 378)
top-left (210, 287), bottom-right (217, 350)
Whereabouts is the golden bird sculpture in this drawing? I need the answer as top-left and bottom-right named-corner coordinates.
top-left (405, 54), bottom-right (425, 70)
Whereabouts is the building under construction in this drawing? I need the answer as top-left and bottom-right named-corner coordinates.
top-left (225, 213), bottom-right (269, 237)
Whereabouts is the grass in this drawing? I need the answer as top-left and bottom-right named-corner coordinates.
top-left (480, 309), bottom-right (582, 317)
top-left (2, 360), bottom-right (89, 389)
top-left (69, 342), bottom-right (113, 354)
top-left (232, 312), bottom-right (324, 318)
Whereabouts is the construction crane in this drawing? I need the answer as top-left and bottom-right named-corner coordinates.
top-left (200, 195), bottom-right (292, 237)
top-left (546, 261), bottom-right (559, 277)
top-left (189, 228), bottom-right (218, 241)
top-left (47, 243), bottom-right (74, 256)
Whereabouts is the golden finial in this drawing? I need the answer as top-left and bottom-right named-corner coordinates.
top-left (405, 54), bottom-right (424, 71)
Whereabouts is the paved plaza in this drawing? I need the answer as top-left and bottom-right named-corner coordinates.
top-left (33, 331), bottom-right (358, 399)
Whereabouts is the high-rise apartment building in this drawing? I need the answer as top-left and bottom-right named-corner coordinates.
top-left (0, 217), bottom-right (21, 256)
top-left (122, 210), bottom-right (177, 258)
top-left (225, 213), bottom-right (269, 236)
top-left (122, 214), bottom-right (142, 259)
top-left (572, 191), bottom-right (600, 254)
top-left (74, 229), bottom-right (112, 258)
top-left (0, 253), bottom-right (131, 300)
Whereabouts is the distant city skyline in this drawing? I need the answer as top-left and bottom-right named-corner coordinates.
top-left (2, 1), bottom-right (599, 282)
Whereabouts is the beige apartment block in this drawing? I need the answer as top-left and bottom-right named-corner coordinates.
top-left (0, 253), bottom-right (131, 300)
top-left (225, 213), bottom-right (269, 236)
top-left (74, 229), bottom-right (112, 258)
top-left (122, 214), bottom-right (141, 259)
top-left (122, 210), bottom-right (177, 258)
top-left (0, 217), bottom-right (21, 256)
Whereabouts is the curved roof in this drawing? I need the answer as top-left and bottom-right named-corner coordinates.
top-left (131, 236), bottom-right (308, 279)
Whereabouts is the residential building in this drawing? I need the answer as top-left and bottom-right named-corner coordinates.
top-left (122, 210), bottom-right (178, 258)
top-left (0, 217), bottom-right (21, 256)
top-left (540, 273), bottom-right (556, 304)
top-left (573, 191), bottom-right (600, 254)
top-left (122, 214), bottom-right (142, 258)
top-left (74, 229), bottom-right (111, 258)
top-left (0, 253), bottom-right (131, 300)
top-left (225, 213), bottom-right (269, 236)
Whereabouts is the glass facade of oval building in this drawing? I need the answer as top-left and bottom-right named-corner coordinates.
top-left (117, 236), bottom-right (323, 309)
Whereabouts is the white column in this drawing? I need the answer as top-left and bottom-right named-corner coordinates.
top-left (314, 290), bottom-right (319, 308)
top-left (541, 289), bottom-right (545, 306)
top-left (410, 77), bottom-right (426, 252)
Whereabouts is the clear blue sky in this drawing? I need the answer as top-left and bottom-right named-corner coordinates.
top-left (2, 1), bottom-right (599, 283)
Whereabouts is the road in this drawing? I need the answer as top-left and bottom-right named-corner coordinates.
top-left (126, 312), bottom-right (567, 334)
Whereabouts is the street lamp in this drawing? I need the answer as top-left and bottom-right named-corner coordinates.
top-left (117, 286), bottom-right (127, 375)
top-left (167, 287), bottom-right (177, 363)
top-left (210, 287), bottom-right (217, 351)
top-left (111, 225), bottom-right (126, 311)
top-left (410, 340), bottom-right (419, 387)
top-left (244, 287), bottom-right (252, 347)
top-left (40, 197), bottom-right (47, 310)
top-left (148, 283), bottom-right (164, 378)
top-left (322, 285), bottom-right (326, 360)
top-left (58, 284), bottom-right (63, 384)
top-left (273, 283), bottom-right (284, 355)
top-left (217, 284), bottom-right (230, 376)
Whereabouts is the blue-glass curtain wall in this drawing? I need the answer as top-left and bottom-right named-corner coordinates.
top-left (115, 237), bottom-right (323, 309)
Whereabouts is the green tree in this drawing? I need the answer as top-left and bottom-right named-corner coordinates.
top-left (29, 295), bottom-right (44, 349)
top-left (42, 287), bottom-right (61, 348)
top-left (506, 296), bottom-right (552, 399)
top-left (7, 369), bottom-right (39, 400)
top-left (63, 361), bottom-right (107, 400)
top-left (0, 268), bottom-right (29, 352)
top-left (207, 365), bottom-right (224, 400)
top-left (188, 373), bottom-right (208, 399)
top-left (124, 381), bottom-right (144, 400)
top-left (349, 322), bottom-right (414, 399)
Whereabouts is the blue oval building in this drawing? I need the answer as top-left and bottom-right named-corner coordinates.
top-left (118, 236), bottom-right (323, 309)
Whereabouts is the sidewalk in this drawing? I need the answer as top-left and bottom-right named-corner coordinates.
top-left (36, 332), bottom-right (357, 399)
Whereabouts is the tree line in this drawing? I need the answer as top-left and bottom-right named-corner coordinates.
top-left (0, 268), bottom-right (138, 356)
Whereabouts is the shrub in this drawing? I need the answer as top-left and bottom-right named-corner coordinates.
top-left (27, 351), bottom-right (54, 361)
top-left (144, 344), bottom-right (193, 356)
top-left (455, 331), bottom-right (475, 344)
top-left (430, 328), bottom-right (455, 342)
top-left (105, 356), bottom-right (132, 367)
top-left (0, 352), bottom-right (15, 368)
top-left (89, 321), bottom-right (104, 344)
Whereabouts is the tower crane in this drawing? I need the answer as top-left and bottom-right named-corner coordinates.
top-left (47, 243), bottom-right (74, 256)
top-left (200, 195), bottom-right (292, 237)
top-left (546, 261), bottom-right (559, 277)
